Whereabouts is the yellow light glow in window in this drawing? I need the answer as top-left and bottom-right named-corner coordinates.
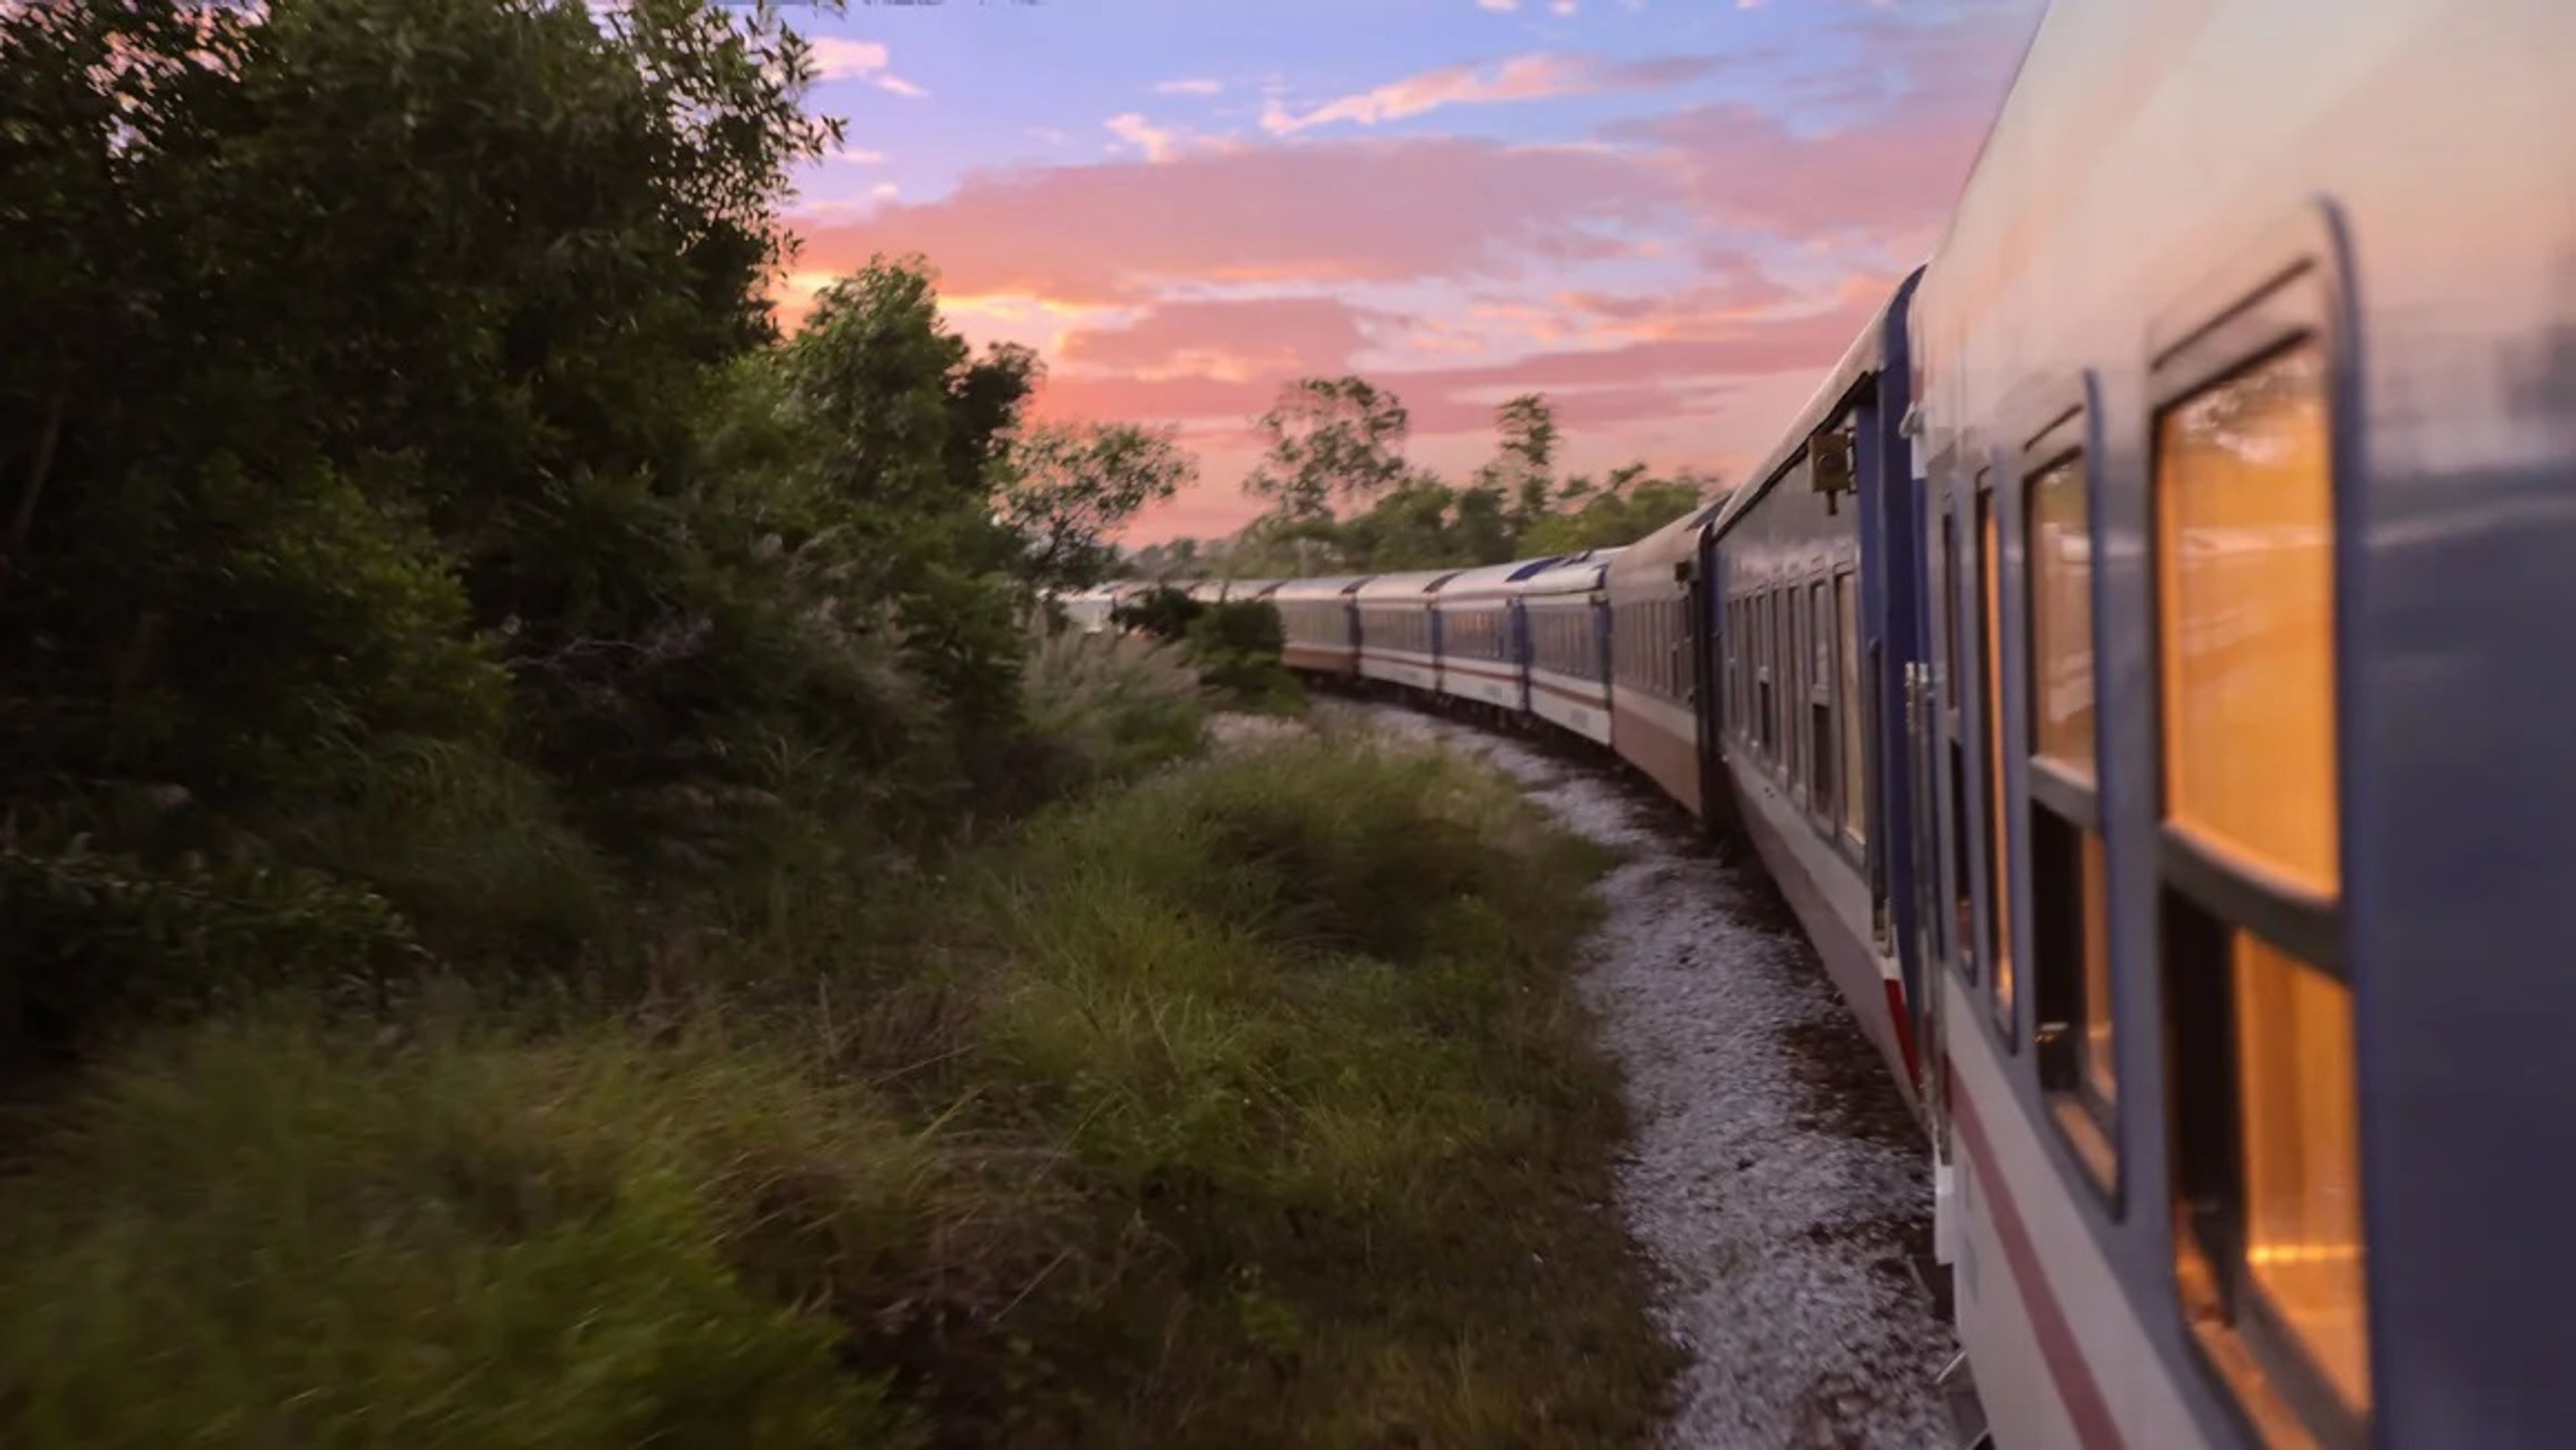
top-left (2157, 343), bottom-right (2338, 899)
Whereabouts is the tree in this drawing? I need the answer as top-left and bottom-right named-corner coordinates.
top-left (1477, 394), bottom-right (1560, 532)
top-left (1000, 422), bottom-right (1195, 594)
top-left (0, 0), bottom-right (871, 1042)
top-left (0, 0), bottom-right (842, 803)
top-left (776, 256), bottom-right (1040, 731)
top-left (1519, 465), bottom-right (1719, 555)
top-left (1243, 376), bottom-right (1410, 521)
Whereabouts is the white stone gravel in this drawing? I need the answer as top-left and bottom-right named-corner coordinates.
top-left (1364, 704), bottom-right (1957, 1450)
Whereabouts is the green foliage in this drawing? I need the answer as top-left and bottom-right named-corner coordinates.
top-left (1244, 376), bottom-right (1411, 521)
top-left (0, 1), bottom-right (1206, 1044)
top-left (1015, 630), bottom-right (1210, 798)
top-left (1185, 600), bottom-right (1301, 712)
top-left (1110, 584), bottom-right (1205, 644)
top-left (0, 5), bottom-right (1676, 1442)
top-left (0, 839), bottom-right (420, 1052)
top-left (0, 1017), bottom-right (932, 1450)
top-left (0, 0), bottom-right (865, 1037)
top-left (1516, 469), bottom-right (1715, 556)
top-left (0, 730), bottom-right (1674, 1449)
top-left (1185, 382), bottom-right (1721, 577)
top-left (969, 731), bottom-right (1672, 1444)
top-left (1104, 591), bottom-right (1297, 710)
top-left (1002, 422), bottom-right (1196, 594)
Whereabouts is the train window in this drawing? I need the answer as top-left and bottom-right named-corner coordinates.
top-left (1759, 590), bottom-right (1778, 761)
top-left (2157, 337), bottom-right (2364, 1439)
top-left (2024, 447), bottom-right (2114, 1186)
top-left (1977, 478), bottom-right (2014, 1044)
top-left (1742, 605), bottom-right (1755, 734)
top-left (1808, 579), bottom-right (1832, 822)
top-left (1940, 510), bottom-right (1962, 712)
top-left (1785, 587), bottom-right (1804, 797)
top-left (1835, 570), bottom-right (1864, 846)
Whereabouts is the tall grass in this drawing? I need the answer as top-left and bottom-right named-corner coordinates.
top-left (0, 725), bottom-right (1672, 1449)
top-left (1016, 628), bottom-right (1210, 793)
top-left (969, 734), bottom-right (1666, 1445)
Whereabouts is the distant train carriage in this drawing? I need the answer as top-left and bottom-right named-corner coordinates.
top-left (1604, 504), bottom-right (1722, 814)
top-left (1352, 569), bottom-right (1460, 692)
top-left (1428, 557), bottom-right (1562, 714)
top-left (1509, 549), bottom-right (1620, 745)
top-left (1271, 574), bottom-right (1368, 675)
top-left (1056, 582), bottom-right (1128, 635)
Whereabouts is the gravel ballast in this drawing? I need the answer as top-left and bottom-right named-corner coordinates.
top-left (1367, 706), bottom-right (1958, 1449)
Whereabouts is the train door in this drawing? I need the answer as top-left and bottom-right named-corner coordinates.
top-left (1919, 458), bottom-right (1968, 1261)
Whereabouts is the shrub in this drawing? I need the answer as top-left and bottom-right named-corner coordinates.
top-left (0, 837), bottom-right (421, 1054)
top-left (1182, 599), bottom-right (1301, 712)
top-left (1108, 585), bottom-right (1202, 643)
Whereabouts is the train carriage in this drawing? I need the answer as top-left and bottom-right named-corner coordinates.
top-left (1429, 557), bottom-right (1564, 714)
top-left (1056, 581), bottom-right (1133, 635)
top-left (1706, 278), bottom-right (1925, 1105)
top-left (1353, 569), bottom-right (1460, 693)
top-left (1898, 4), bottom-right (2576, 1448)
top-left (1510, 549), bottom-right (1621, 745)
top-left (1271, 574), bottom-right (1368, 676)
top-left (1604, 504), bottom-right (1723, 814)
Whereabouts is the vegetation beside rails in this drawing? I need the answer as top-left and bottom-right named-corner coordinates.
top-left (0, 3), bottom-right (1672, 1439)
top-left (0, 709), bottom-right (1676, 1449)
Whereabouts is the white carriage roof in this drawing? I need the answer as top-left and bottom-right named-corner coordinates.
top-left (1506, 551), bottom-right (1618, 596)
top-left (1352, 567), bottom-right (1466, 600)
top-left (1267, 573), bottom-right (1371, 601)
top-left (1603, 498), bottom-right (1727, 583)
top-left (1431, 555), bottom-right (1566, 603)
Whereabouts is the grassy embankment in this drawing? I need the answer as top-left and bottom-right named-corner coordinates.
top-left (0, 640), bottom-right (1674, 1449)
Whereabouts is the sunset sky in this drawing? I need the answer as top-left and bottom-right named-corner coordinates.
top-left (775, 0), bottom-right (2043, 543)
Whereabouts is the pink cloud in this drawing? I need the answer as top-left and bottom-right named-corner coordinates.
top-left (1261, 52), bottom-right (1724, 134)
top-left (790, 137), bottom-right (1676, 304)
top-left (1032, 296), bottom-right (1870, 437)
top-left (1624, 102), bottom-right (1984, 249)
top-left (1057, 297), bottom-right (1381, 378)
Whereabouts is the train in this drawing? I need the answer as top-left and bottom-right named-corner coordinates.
top-left (1069, 3), bottom-right (2576, 1445)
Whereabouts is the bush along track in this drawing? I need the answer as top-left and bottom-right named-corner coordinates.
top-left (0, 726), bottom-right (1677, 1449)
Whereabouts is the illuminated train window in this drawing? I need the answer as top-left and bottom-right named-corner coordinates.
top-left (1976, 472), bottom-right (2014, 1044)
top-left (2156, 337), bottom-right (2367, 1445)
top-left (2024, 439), bottom-right (2116, 1189)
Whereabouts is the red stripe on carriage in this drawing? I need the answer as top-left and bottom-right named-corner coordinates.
top-left (1950, 1080), bottom-right (2127, 1450)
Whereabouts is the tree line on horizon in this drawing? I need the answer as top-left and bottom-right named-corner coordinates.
top-left (1121, 378), bottom-right (1725, 581)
